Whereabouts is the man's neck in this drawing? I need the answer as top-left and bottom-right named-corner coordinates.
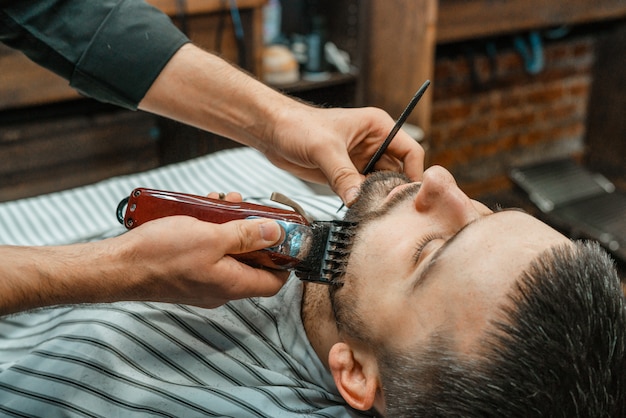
top-left (301, 282), bottom-right (340, 369)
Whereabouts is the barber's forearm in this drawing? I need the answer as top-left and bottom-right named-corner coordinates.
top-left (0, 243), bottom-right (135, 316)
top-left (138, 44), bottom-right (297, 152)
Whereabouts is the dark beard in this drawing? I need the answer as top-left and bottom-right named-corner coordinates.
top-left (330, 171), bottom-right (411, 291)
top-left (329, 171), bottom-right (415, 341)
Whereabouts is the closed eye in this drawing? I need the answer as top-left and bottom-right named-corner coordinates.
top-left (413, 234), bottom-right (443, 265)
top-left (410, 207), bottom-right (529, 287)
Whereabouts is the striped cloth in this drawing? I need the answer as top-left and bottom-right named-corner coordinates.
top-left (0, 149), bottom-right (371, 417)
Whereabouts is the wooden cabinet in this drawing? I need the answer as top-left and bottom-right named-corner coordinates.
top-left (0, 103), bottom-right (158, 201)
top-left (0, 0), bottom-right (266, 202)
top-left (436, 0), bottom-right (626, 44)
top-left (364, 0), bottom-right (437, 137)
top-left (272, 0), bottom-right (366, 107)
top-left (160, 0), bottom-right (372, 163)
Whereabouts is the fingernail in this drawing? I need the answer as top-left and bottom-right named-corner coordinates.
top-left (259, 221), bottom-right (283, 243)
top-left (345, 187), bottom-right (360, 206)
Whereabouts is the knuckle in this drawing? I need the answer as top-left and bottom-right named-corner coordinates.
top-left (330, 165), bottom-right (357, 188)
top-left (233, 221), bottom-right (254, 253)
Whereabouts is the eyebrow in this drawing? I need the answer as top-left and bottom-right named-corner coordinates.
top-left (410, 209), bottom-right (521, 290)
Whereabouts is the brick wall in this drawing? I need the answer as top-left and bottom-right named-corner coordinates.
top-left (428, 31), bottom-right (595, 197)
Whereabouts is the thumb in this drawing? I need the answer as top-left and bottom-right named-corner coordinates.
top-left (221, 218), bottom-right (283, 255)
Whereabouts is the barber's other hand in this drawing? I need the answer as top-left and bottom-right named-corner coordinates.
top-left (264, 106), bottom-right (425, 205)
top-left (111, 215), bottom-right (288, 308)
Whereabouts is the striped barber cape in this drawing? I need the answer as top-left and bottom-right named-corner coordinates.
top-left (0, 149), bottom-right (371, 417)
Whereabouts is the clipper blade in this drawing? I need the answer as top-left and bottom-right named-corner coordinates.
top-left (294, 220), bottom-right (357, 284)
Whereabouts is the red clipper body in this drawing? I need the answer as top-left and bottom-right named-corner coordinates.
top-left (117, 188), bottom-right (355, 284)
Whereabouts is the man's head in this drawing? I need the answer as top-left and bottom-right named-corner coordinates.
top-left (327, 166), bottom-right (626, 416)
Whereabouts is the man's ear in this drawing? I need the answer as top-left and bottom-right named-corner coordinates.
top-left (328, 342), bottom-right (380, 411)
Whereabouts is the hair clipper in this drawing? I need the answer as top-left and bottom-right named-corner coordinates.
top-left (117, 188), bottom-right (355, 284)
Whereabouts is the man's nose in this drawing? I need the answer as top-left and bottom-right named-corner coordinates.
top-left (413, 165), bottom-right (481, 227)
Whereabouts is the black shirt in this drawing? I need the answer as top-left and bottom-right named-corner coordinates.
top-left (0, 0), bottom-right (190, 109)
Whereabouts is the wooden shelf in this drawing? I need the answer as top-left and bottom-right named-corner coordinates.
top-left (269, 72), bottom-right (358, 94)
top-left (437, 0), bottom-right (626, 43)
top-left (0, 0), bottom-right (266, 111)
top-left (147, 0), bottom-right (266, 16)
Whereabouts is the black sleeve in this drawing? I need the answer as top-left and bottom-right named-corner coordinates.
top-left (0, 0), bottom-right (190, 109)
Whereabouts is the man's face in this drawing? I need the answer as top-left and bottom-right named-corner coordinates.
top-left (331, 166), bottom-right (571, 355)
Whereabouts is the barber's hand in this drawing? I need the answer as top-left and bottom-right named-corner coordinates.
top-left (139, 44), bottom-right (422, 205)
top-left (264, 106), bottom-right (425, 205)
top-left (111, 214), bottom-right (288, 308)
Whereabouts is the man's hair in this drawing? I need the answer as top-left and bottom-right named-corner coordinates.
top-left (377, 241), bottom-right (626, 417)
